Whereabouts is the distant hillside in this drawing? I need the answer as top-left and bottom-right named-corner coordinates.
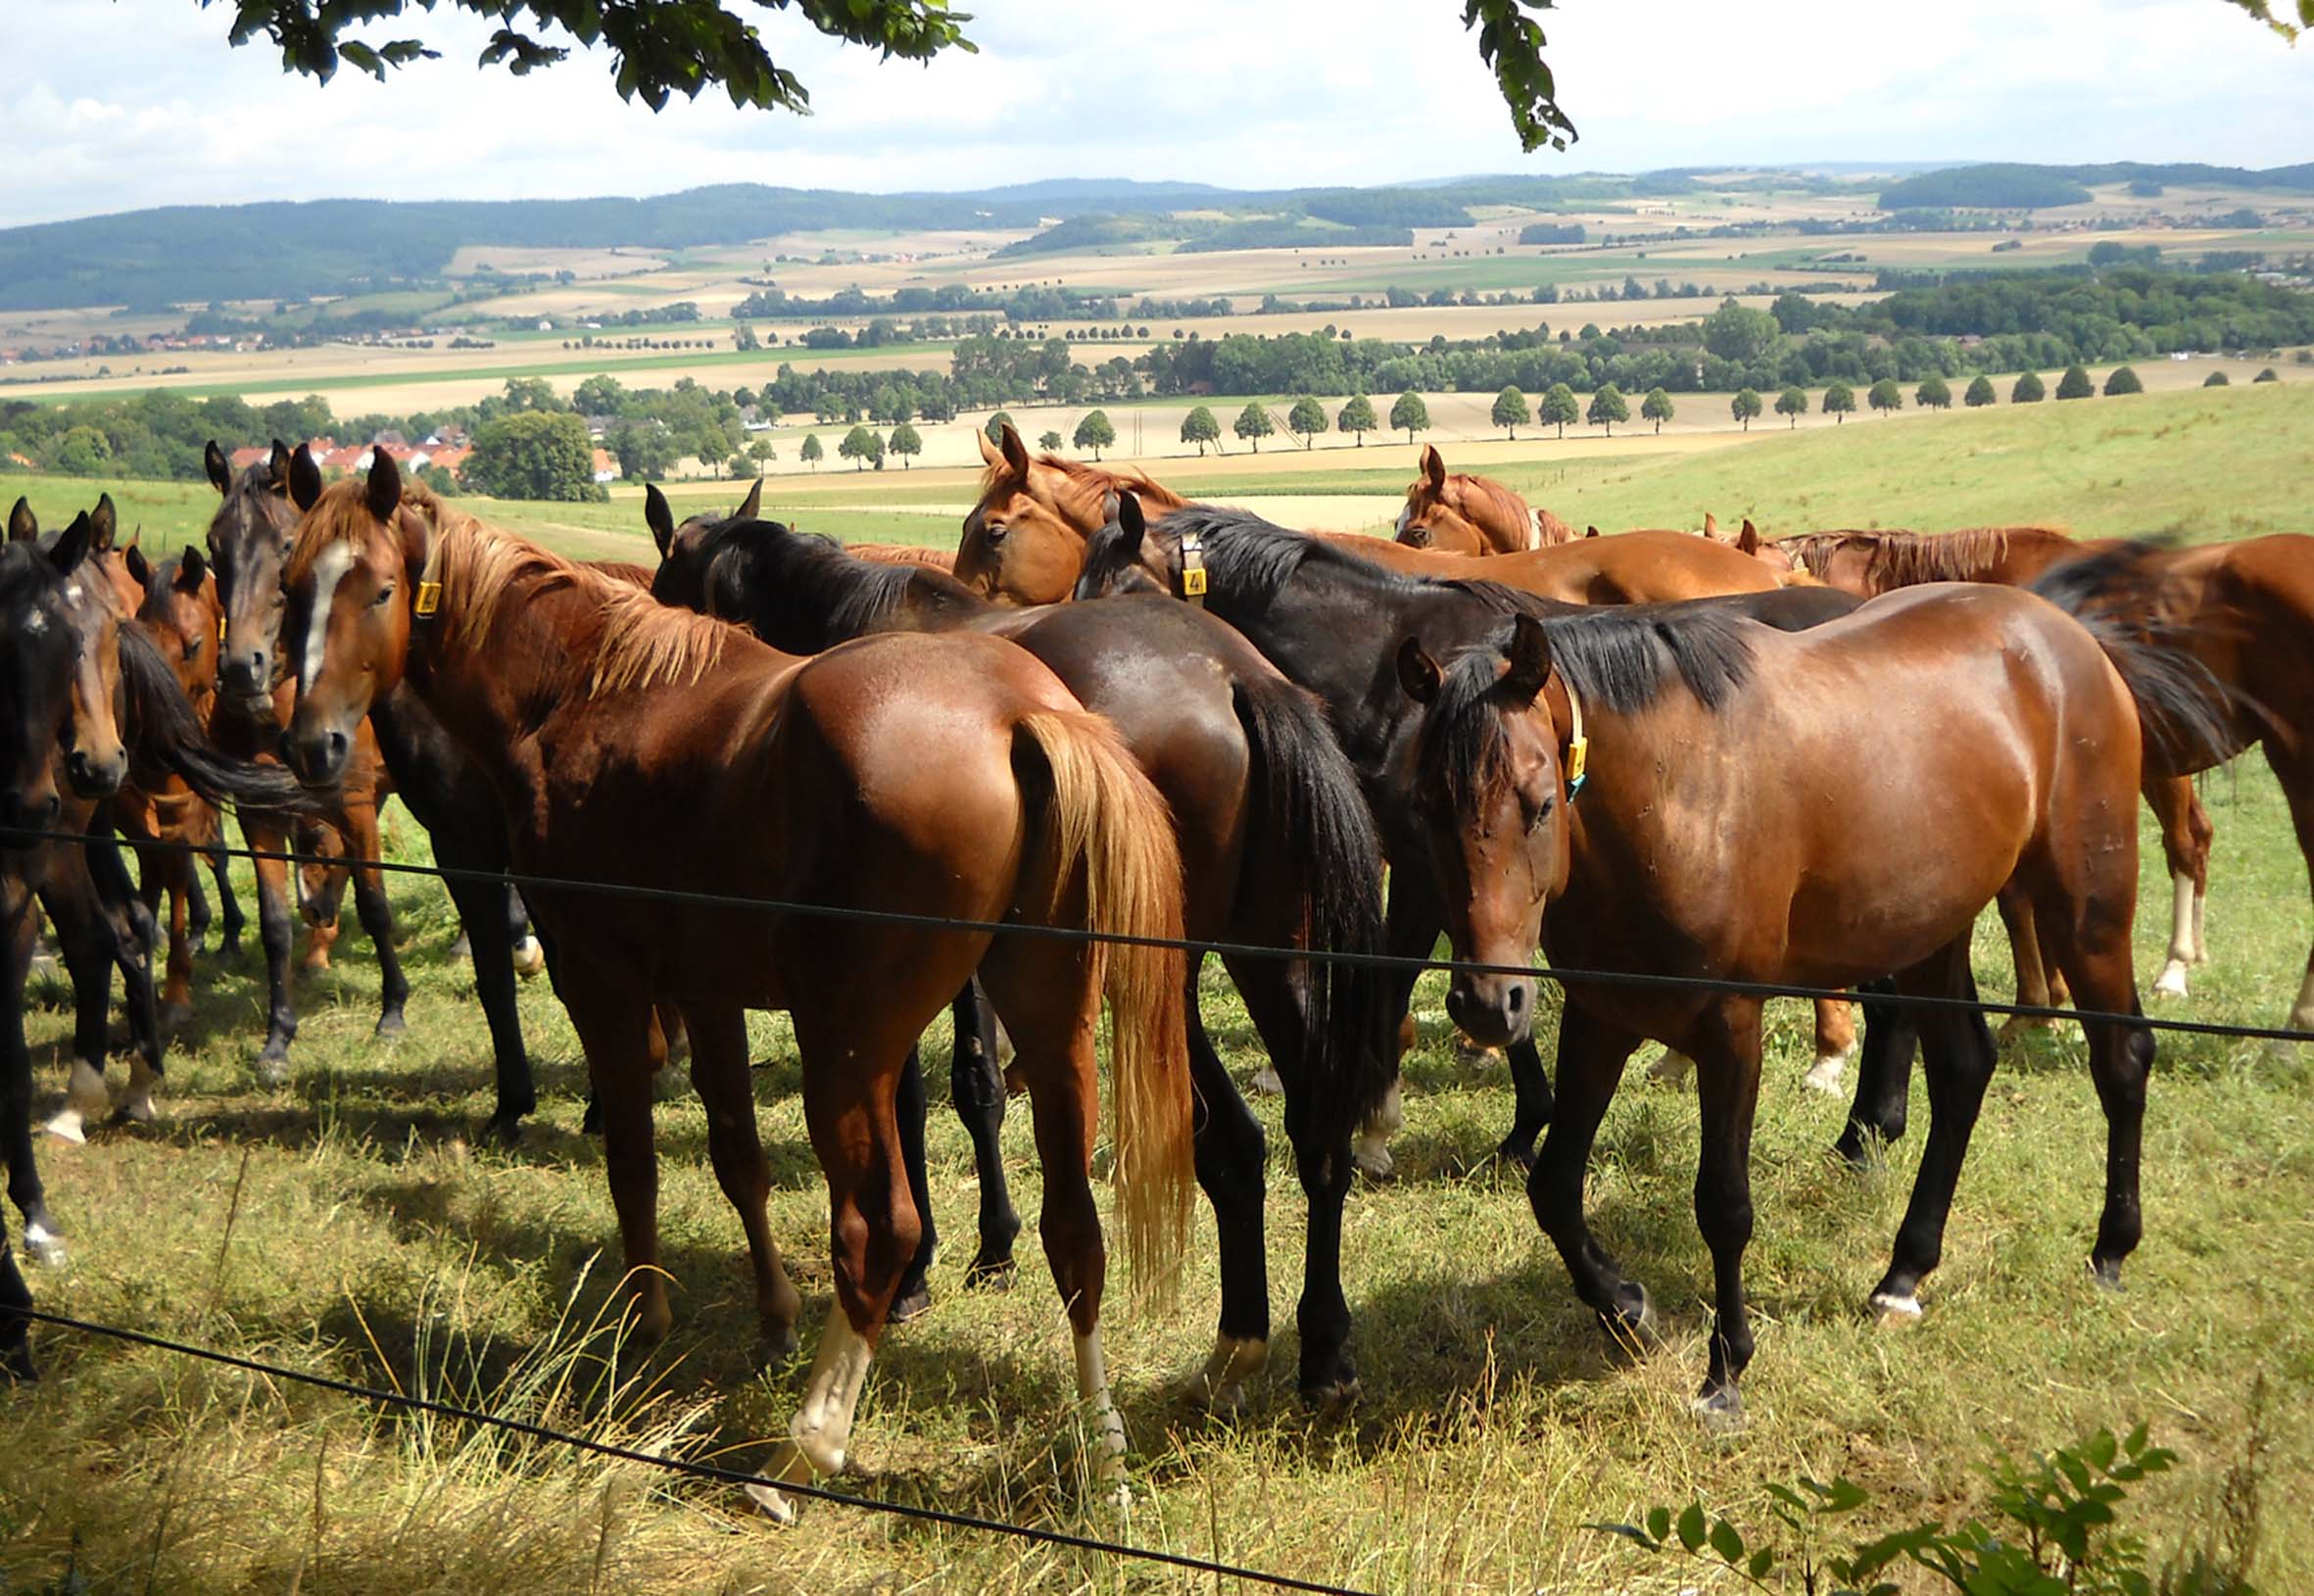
top-left (1880, 161), bottom-right (2314, 210)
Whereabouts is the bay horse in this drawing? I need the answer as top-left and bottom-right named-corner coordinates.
top-left (281, 456), bottom-right (1196, 1508)
top-left (1395, 444), bottom-right (1575, 555)
top-left (1382, 560), bottom-right (2229, 1419)
top-left (1076, 497), bottom-right (1867, 1161)
top-left (203, 444), bottom-right (406, 1074)
top-left (957, 423), bottom-right (1792, 608)
top-left (647, 486), bottom-right (1393, 1406)
top-left (1759, 525), bottom-right (2223, 1010)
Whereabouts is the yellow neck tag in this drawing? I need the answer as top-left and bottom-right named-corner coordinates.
top-left (413, 580), bottom-right (442, 617)
top-left (217, 616), bottom-right (227, 644)
top-left (1564, 680), bottom-right (1589, 797)
top-left (1180, 534), bottom-right (1207, 605)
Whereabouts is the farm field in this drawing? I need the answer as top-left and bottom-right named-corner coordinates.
top-left (2, 381), bottom-right (2309, 1592)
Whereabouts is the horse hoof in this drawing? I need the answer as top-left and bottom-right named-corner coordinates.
top-left (964, 1254), bottom-right (1017, 1291)
top-left (0, 1339), bottom-right (36, 1384)
top-left (253, 1056), bottom-right (290, 1090)
top-left (2088, 1257), bottom-right (2126, 1293)
top-left (43, 1108), bottom-right (88, 1145)
top-left (1491, 1137), bottom-right (1536, 1173)
top-left (1247, 1065), bottom-right (1283, 1096)
top-left (21, 1221), bottom-right (64, 1269)
top-left (1351, 1138), bottom-right (1396, 1183)
top-left (1692, 1384), bottom-right (1744, 1431)
top-left (755, 1325), bottom-right (801, 1366)
top-left (1802, 1054), bottom-right (1848, 1094)
top-left (1600, 1283), bottom-right (1657, 1357)
top-left (159, 1002), bottom-right (193, 1027)
top-left (1190, 1335), bottom-right (1269, 1414)
top-left (374, 1012), bottom-right (408, 1040)
top-left (1298, 1372), bottom-right (1361, 1414)
top-left (888, 1283), bottom-right (933, 1326)
top-left (2151, 960), bottom-right (2191, 1000)
top-left (114, 1092), bottom-right (157, 1126)
top-left (744, 1481), bottom-right (799, 1526)
top-left (1647, 1048), bottom-right (1695, 1086)
top-left (1869, 1289), bottom-right (1923, 1327)
top-left (512, 935), bottom-right (546, 980)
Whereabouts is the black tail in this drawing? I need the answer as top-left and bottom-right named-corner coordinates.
top-left (1232, 672), bottom-right (1393, 1145)
top-left (116, 624), bottom-right (316, 816)
top-left (2030, 541), bottom-right (2239, 775)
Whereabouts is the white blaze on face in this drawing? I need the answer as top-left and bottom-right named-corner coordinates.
top-left (301, 542), bottom-right (356, 694)
top-left (1394, 504), bottom-right (1412, 535)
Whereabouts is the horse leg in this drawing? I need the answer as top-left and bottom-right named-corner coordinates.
top-left (0, 1229), bottom-right (32, 1381)
top-left (342, 801), bottom-right (409, 1039)
top-left (2, 887), bottom-right (60, 1264)
top-left (1526, 1000), bottom-right (1651, 1343)
top-left (947, 977), bottom-right (1023, 1283)
top-left (443, 871), bottom-right (534, 1141)
top-left (38, 866), bottom-right (126, 1144)
top-left (297, 825), bottom-right (346, 973)
top-left (562, 977), bottom-right (672, 1343)
top-left (181, 835), bottom-right (212, 957)
top-left (1359, 873), bottom-right (1445, 1180)
top-left (681, 1002), bottom-right (802, 1358)
top-left (2146, 775), bottom-right (2211, 997)
top-left (889, 1044), bottom-right (939, 1323)
top-left (506, 885), bottom-right (545, 980)
top-left (1994, 883), bottom-right (2057, 1042)
top-left (156, 843), bottom-right (195, 1024)
top-left (1690, 998), bottom-right (1766, 1422)
top-left (203, 834), bottom-right (243, 962)
top-left (1866, 939), bottom-right (1998, 1323)
top-left (2259, 741), bottom-right (2314, 1041)
top-left (1803, 995), bottom-right (1856, 1093)
top-left (1835, 976), bottom-right (1916, 1166)
top-left (85, 836), bottom-right (162, 1125)
top-left (242, 814), bottom-right (298, 1081)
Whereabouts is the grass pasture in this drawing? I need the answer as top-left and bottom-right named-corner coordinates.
top-left (3, 379), bottom-right (2313, 1592)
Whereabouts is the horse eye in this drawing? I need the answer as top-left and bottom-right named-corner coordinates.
top-left (371, 585), bottom-right (395, 608)
top-left (984, 522), bottom-right (1008, 546)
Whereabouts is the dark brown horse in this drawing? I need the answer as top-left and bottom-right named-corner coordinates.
top-left (1386, 562), bottom-right (2228, 1419)
top-left (646, 485), bottom-right (1393, 1406)
top-left (203, 444), bottom-right (406, 1074)
top-left (1756, 524), bottom-right (2223, 1012)
top-left (1395, 444), bottom-right (1575, 554)
top-left (281, 456), bottom-right (1196, 1509)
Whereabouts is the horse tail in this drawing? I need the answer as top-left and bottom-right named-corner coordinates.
top-left (1015, 709), bottom-right (1194, 1308)
top-left (117, 623), bottom-right (313, 816)
top-left (2029, 542), bottom-right (2238, 774)
top-left (1231, 673), bottom-right (1393, 1146)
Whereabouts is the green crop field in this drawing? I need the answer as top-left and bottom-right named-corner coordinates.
top-left (3, 377), bottom-right (2309, 1592)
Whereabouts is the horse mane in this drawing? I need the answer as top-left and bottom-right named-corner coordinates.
top-left (993, 452), bottom-right (1189, 521)
top-left (1135, 503), bottom-right (1328, 598)
top-left (1534, 507), bottom-right (1578, 545)
top-left (697, 517), bottom-right (940, 637)
top-left (1449, 473), bottom-right (1535, 545)
top-left (291, 478), bottom-right (736, 697)
top-left (1777, 526), bottom-right (2076, 589)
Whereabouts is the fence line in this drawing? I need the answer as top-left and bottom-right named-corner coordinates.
top-left (12, 821), bottom-right (2310, 1046)
top-left (8, 1306), bottom-right (1374, 1596)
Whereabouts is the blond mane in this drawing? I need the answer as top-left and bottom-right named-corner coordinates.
top-left (981, 451), bottom-right (1189, 525)
top-left (290, 476), bottom-right (735, 697)
top-left (1446, 472), bottom-right (1537, 548)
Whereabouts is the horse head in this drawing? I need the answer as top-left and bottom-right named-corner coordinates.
top-left (205, 438), bottom-right (302, 707)
top-left (956, 423), bottom-right (1094, 605)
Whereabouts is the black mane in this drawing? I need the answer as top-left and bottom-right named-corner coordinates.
top-left (693, 516), bottom-right (975, 644)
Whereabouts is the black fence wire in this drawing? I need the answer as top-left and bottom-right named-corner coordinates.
top-left (10, 822), bottom-right (2310, 1046)
top-left (8, 1306), bottom-right (1376, 1596)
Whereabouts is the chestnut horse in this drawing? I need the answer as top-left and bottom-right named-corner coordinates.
top-left (647, 487), bottom-right (1393, 1406)
top-left (1758, 525), bottom-right (2224, 1009)
top-left (958, 423), bottom-right (1790, 607)
top-left (281, 457), bottom-right (1195, 1508)
top-left (1395, 444), bottom-right (1575, 554)
top-left (1385, 561), bottom-right (2228, 1418)
top-left (1076, 497), bottom-right (1869, 1160)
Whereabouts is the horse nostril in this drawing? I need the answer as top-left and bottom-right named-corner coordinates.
top-left (1507, 986), bottom-right (1526, 1015)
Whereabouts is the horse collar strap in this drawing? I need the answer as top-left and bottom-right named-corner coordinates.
top-left (1563, 678), bottom-right (1588, 801)
top-left (1179, 532), bottom-right (1207, 605)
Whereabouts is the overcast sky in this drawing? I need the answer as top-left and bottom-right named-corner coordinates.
top-left (4, 0), bottom-right (2308, 225)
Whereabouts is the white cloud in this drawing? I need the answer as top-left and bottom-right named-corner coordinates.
top-left (0, 0), bottom-right (2306, 224)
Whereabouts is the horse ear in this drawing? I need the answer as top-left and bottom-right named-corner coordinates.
top-left (1422, 444), bottom-right (1446, 491)
top-left (6, 497), bottom-right (33, 545)
top-left (1099, 488), bottom-right (1121, 525)
top-left (179, 546), bottom-right (208, 589)
top-left (268, 439), bottom-right (293, 491)
top-left (365, 448), bottom-right (403, 524)
top-left (289, 444), bottom-right (323, 512)
top-left (1702, 511), bottom-right (1718, 537)
top-left (205, 440), bottom-right (231, 495)
top-left (125, 544), bottom-right (152, 590)
top-left (90, 494), bottom-right (119, 553)
top-left (977, 427), bottom-right (1002, 468)
top-left (1501, 612), bottom-right (1552, 704)
top-left (1116, 488), bottom-right (1146, 543)
top-left (1585, 524), bottom-right (1601, 539)
top-left (736, 476), bottom-right (763, 520)
top-left (50, 511), bottom-right (93, 576)
top-left (644, 482), bottom-right (675, 559)
top-left (999, 420), bottom-right (1031, 479)
top-left (1396, 637), bottom-right (1442, 705)
top-left (1737, 518), bottom-right (1761, 556)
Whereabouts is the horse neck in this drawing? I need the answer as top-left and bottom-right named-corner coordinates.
top-left (406, 572), bottom-right (589, 773)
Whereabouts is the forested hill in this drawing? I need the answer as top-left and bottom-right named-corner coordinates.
top-left (1879, 162), bottom-right (2314, 210)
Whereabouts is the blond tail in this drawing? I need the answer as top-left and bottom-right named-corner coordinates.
top-left (1017, 710), bottom-right (1194, 1309)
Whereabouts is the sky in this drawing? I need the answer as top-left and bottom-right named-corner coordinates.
top-left (3, 0), bottom-right (2310, 225)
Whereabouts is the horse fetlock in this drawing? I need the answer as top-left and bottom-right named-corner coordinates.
top-left (2088, 1255), bottom-right (2127, 1293)
top-left (21, 1217), bottom-right (64, 1267)
top-left (1247, 1063), bottom-right (1284, 1096)
top-left (1802, 1051), bottom-right (1850, 1094)
top-left (1189, 1333), bottom-right (1269, 1414)
top-left (1692, 1380), bottom-right (1745, 1432)
top-left (511, 934), bottom-right (545, 980)
top-left (1869, 1288), bottom-right (1924, 1327)
top-left (2151, 957), bottom-right (2192, 999)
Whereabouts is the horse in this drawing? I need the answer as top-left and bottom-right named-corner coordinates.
top-left (647, 484), bottom-right (1393, 1406)
top-left (1378, 555), bottom-right (2230, 1420)
top-left (1395, 444), bottom-right (1575, 555)
top-left (112, 545), bottom-right (242, 1022)
top-left (203, 443), bottom-right (408, 1074)
top-left (957, 423), bottom-right (1797, 609)
top-left (1075, 496), bottom-right (1869, 1157)
top-left (280, 454), bottom-right (1196, 1510)
top-left (1757, 524), bottom-right (2223, 1009)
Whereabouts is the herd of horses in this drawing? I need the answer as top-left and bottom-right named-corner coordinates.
top-left (2, 423), bottom-right (2308, 1511)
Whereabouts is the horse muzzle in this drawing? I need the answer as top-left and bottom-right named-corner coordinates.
top-left (1446, 974), bottom-right (1537, 1050)
top-left (284, 722), bottom-right (353, 791)
top-left (63, 746), bottom-right (126, 799)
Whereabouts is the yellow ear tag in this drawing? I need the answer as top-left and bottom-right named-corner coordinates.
top-left (413, 580), bottom-right (442, 617)
top-left (1182, 565), bottom-right (1208, 598)
top-left (217, 616), bottom-right (227, 644)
